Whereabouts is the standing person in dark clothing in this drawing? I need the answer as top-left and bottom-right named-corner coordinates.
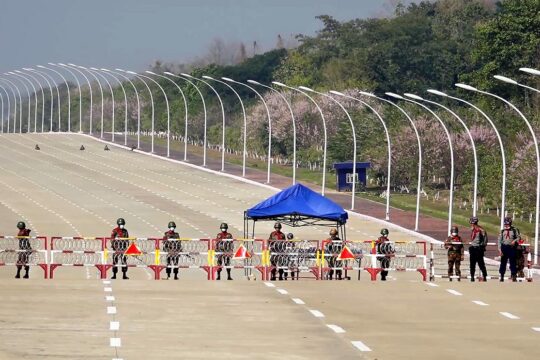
top-left (111, 218), bottom-right (129, 280)
top-left (515, 238), bottom-right (528, 279)
top-left (269, 222), bottom-right (287, 281)
top-left (163, 221), bottom-right (181, 280)
top-left (325, 228), bottom-right (343, 280)
top-left (15, 221), bottom-right (32, 279)
top-left (498, 217), bottom-right (520, 282)
top-left (376, 228), bottom-right (394, 281)
top-left (469, 217), bottom-right (488, 282)
top-left (444, 226), bottom-right (464, 281)
top-left (215, 223), bottom-right (233, 280)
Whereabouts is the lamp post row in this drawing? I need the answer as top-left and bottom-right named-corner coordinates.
top-left (0, 64), bottom-right (539, 262)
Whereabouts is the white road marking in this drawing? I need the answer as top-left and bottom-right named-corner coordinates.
top-left (327, 324), bottom-right (346, 334)
top-left (104, 287), bottom-right (113, 292)
top-left (532, 327), bottom-right (540, 332)
top-left (309, 310), bottom-right (325, 318)
top-left (103, 280), bottom-right (111, 285)
top-left (351, 340), bottom-right (372, 352)
top-left (107, 306), bottom-right (117, 315)
top-left (110, 338), bottom-right (122, 347)
top-left (105, 296), bottom-right (115, 301)
top-left (446, 289), bottom-right (462, 296)
top-left (277, 289), bottom-right (288, 295)
top-left (425, 282), bottom-right (439, 287)
top-left (292, 298), bottom-right (305, 305)
top-left (264, 282), bottom-right (276, 288)
top-left (499, 312), bottom-right (520, 320)
top-left (472, 300), bottom-right (489, 306)
top-left (110, 321), bottom-right (120, 331)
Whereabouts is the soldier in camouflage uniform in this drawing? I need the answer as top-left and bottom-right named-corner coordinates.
top-left (515, 237), bottom-right (528, 279)
top-left (444, 226), bottom-right (464, 281)
top-left (111, 218), bottom-right (129, 280)
top-left (163, 221), bottom-right (181, 280)
top-left (215, 223), bottom-right (233, 280)
top-left (376, 228), bottom-right (394, 281)
top-left (469, 216), bottom-right (488, 282)
top-left (15, 221), bottom-right (32, 279)
top-left (325, 228), bottom-right (343, 280)
top-left (498, 216), bottom-right (519, 282)
top-left (269, 222), bottom-right (287, 281)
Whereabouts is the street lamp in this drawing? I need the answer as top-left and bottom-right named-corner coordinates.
top-left (39, 64), bottom-right (71, 132)
top-left (6, 73), bottom-right (31, 133)
top-left (104, 68), bottom-right (140, 147)
top-left (183, 74), bottom-right (226, 171)
top-left (127, 71), bottom-right (170, 157)
top-left (25, 68), bottom-right (54, 132)
top-left (359, 91), bottom-right (423, 231)
top-left (273, 81), bottom-right (328, 196)
top-left (76, 66), bottom-right (104, 136)
top-left (0, 77), bottom-right (22, 133)
top-left (99, 69), bottom-right (128, 144)
top-left (8, 72), bottom-right (33, 133)
top-left (0, 84), bottom-right (10, 133)
top-left (50, 63), bottom-right (80, 132)
top-left (0, 80), bottom-right (18, 133)
top-left (427, 89), bottom-right (507, 230)
top-left (495, 74), bottom-right (540, 94)
top-left (64, 63), bottom-right (93, 133)
top-left (20, 69), bottom-right (46, 133)
top-left (165, 72), bottom-right (207, 165)
top-left (13, 71), bottom-right (39, 133)
top-left (331, 90), bottom-right (393, 219)
top-left (408, 93), bottom-right (479, 217)
top-left (519, 68), bottom-right (540, 77)
top-left (388, 92), bottom-right (455, 236)
top-left (147, 72), bottom-right (189, 160)
top-left (248, 80), bottom-right (297, 185)
top-left (222, 77), bottom-right (270, 181)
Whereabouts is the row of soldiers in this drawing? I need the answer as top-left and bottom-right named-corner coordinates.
top-left (444, 216), bottom-right (528, 282)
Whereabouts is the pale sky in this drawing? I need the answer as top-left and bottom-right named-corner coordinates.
top-left (0, 0), bottom-right (400, 74)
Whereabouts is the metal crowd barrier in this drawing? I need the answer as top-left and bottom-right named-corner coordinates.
top-left (50, 237), bottom-right (106, 278)
top-left (0, 236), bottom-right (48, 278)
top-left (430, 242), bottom-right (533, 282)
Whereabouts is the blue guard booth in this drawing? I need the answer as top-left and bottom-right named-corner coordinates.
top-left (333, 162), bottom-right (371, 192)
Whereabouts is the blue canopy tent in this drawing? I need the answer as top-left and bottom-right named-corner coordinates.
top-left (244, 183), bottom-right (349, 238)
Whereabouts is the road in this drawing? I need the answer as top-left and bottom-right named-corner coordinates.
top-left (0, 133), bottom-right (538, 360)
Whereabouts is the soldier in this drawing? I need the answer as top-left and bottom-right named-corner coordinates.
top-left (376, 228), bottom-right (394, 281)
top-left (111, 218), bottom-right (129, 280)
top-left (163, 221), bottom-right (181, 280)
top-left (516, 237), bottom-right (529, 279)
top-left (286, 233), bottom-right (300, 280)
top-left (469, 216), bottom-right (488, 282)
top-left (269, 222), bottom-right (287, 281)
top-left (444, 226), bottom-right (464, 281)
top-left (215, 223), bottom-right (233, 280)
top-left (325, 228), bottom-right (344, 280)
top-left (498, 216), bottom-right (519, 282)
top-left (15, 221), bottom-right (32, 279)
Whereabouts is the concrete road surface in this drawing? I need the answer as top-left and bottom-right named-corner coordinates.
top-left (0, 133), bottom-right (539, 360)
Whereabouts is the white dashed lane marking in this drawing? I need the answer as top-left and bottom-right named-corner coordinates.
top-left (264, 282), bottom-right (275, 288)
top-left (110, 338), bottom-right (122, 347)
top-left (105, 296), bottom-right (115, 301)
top-left (110, 321), bottom-right (120, 331)
top-left (309, 310), bottom-right (325, 318)
top-left (277, 288), bottom-right (288, 295)
top-left (446, 289), bottom-right (462, 296)
top-left (499, 312), bottom-right (520, 320)
top-left (104, 287), bottom-right (113, 292)
top-left (327, 324), bottom-right (346, 334)
top-left (532, 327), bottom-right (540, 332)
top-left (351, 340), bottom-right (372, 352)
top-left (107, 306), bottom-right (117, 315)
top-left (425, 282), bottom-right (439, 287)
top-left (472, 301), bottom-right (489, 306)
top-left (292, 298), bottom-right (305, 305)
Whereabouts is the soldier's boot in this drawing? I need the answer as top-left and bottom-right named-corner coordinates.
top-left (23, 267), bottom-right (29, 279)
top-left (226, 268), bottom-right (233, 281)
top-left (15, 267), bottom-right (21, 279)
top-left (381, 270), bottom-right (387, 281)
top-left (122, 269), bottom-right (129, 280)
top-left (336, 270), bottom-right (342, 280)
top-left (448, 273), bottom-right (453, 282)
top-left (216, 269), bottom-right (222, 280)
top-left (278, 269), bottom-right (284, 281)
top-left (499, 274), bottom-right (504, 282)
top-left (111, 268), bottom-right (117, 280)
top-left (270, 269), bottom-right (276, 281)
top-left (512, 275), bottom-right (517, 282)
top-left (328, 269), bottom-right (333, 280)
top-left (165, 269), bottom-right (171, 280)
top-left (174, 269), bottom-right (179, 280)
top-left (284, 271), bottom-right (288, 281)
top-left (456, 273), bottom-right (461, 282)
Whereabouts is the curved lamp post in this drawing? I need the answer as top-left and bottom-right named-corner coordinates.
top-left (77, 66), bottom-right (104, 136)
top-left (388, 92), bottom-right (455, 235)
top-left (104, 68), bottom-right (140, 147)
top-left (51, 63), bottom-right (80, 133)
top-left (427, 89), bottom-right (507, 230)
top-left (0, 80), bottom-right (18, 133)
top-left (165, 72), bottom-right (207, 165)
top-left (25, 69), bottom-right (53, 132)
top-left (408, 93), bottom-right (479, 217)
top-left (331, 90), bottom-right (392, 220)
top-left (273, 81), bottom-right (328, 196)
top-left (65, 63), bottom-right (93, 133)
top-left (40, 64), bottom-right (71, 132)
top-left (0, 77), bottom-right (22, 133)
top-left (20, 69), bottom-right (46, 133)
top-left (101, 69), bottom-right (128, 144)
top-left (147, 71), bottom-right (189, 160)
top-left (248, 80), bottom-right (297, 185)
top-left (14, 71), bottom-right (39, 133)
top-left (0, 85), bottom-right (10, 133)
top-left (519, 68), bottom-right (540, 77)
top-left (8, 72), bottom-right (33, 133)
top-left (223, 77), bottom-right (273, 183)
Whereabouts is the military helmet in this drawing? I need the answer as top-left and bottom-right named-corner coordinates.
top-left (220, 222), bottom-right (228, 230)
top-left (274, 222), bottom-right (282, 230)
top-left (329, 228), bottom-right (338, 236)
top-left (450, 225), bottom-right (459, 234)
top-left (116, 218), bottom-right (126, 226)
top-left (168, 221), bottom-right (176, 228)
top-left (17, 221), bottom-right (26, 229)
top-left (503, 216), bottom-right (512, 226)
top-left (287, 233), bottom-right (294, 240)
top-left (380, 228), bottom-right (389, 236)
top-left (469, 216), bottom-right (479, 225)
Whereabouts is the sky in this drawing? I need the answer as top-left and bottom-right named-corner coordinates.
top-left (0, 0), bottom-right (402, 74)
